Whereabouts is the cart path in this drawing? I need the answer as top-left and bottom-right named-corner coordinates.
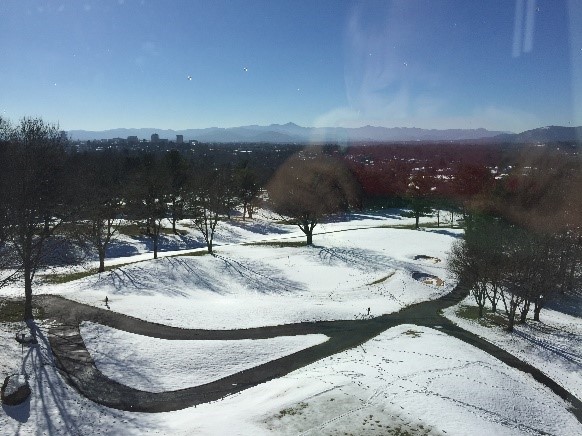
top-left (35, 284), bottom-right (582, 423)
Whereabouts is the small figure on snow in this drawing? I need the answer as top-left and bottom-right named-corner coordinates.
top-left (367, 307), bottom-right (370, 316)
top-left (105, 296), bottom-right (110, 309)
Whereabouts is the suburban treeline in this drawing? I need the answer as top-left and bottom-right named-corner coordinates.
top-left (1, 116), bottom-right (581, 324)
top-left (344, 142), bottom-right (581, 329)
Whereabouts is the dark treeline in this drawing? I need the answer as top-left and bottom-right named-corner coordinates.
top-left (449, 215), bottom-right (581, 331)
top-left (0, 118), bottom-right (298, 319)
top-left (1, 116), bottom-right (581, 325)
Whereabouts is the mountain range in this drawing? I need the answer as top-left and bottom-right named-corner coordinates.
top-left (68, 123), bottom-right (582, 144)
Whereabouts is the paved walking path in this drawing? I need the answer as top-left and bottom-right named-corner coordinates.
top-left (35, 283), bottom-right (582, 423)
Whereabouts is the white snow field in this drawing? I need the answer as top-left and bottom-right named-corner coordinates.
top-left (1, 211), bottom-right (581, 435)
top-left (80, 321), bottom-right (329, 393)
top-left (43, 226), bottom-right (457, 329)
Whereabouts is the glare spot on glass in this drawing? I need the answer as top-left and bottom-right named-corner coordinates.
top-left (523, 0), bottom-right (536, 52)
top-left (513, 0), bottom-right (537, 57)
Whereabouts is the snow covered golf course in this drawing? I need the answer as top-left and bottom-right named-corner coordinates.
top-left (1, 211), bottom-right (581, 435)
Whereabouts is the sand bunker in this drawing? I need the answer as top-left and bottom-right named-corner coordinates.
top-left (412, 272), bottom-right (444, 287)
top-left (413, 255), bottom-right (441, 263)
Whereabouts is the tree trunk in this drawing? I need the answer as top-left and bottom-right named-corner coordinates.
top-left (98, 247), bottom-right (106, 273)
top-left (172, 198), bottom-right (178, 234)
top-left (415, 212), bottom-right (420, 229)
top-left (519, 300), bottom-right (530, 324)
top-left (490, 285), bottom-right (498, 313)
top-left (507, 301), bottom-right (518, 332)
top-left (437, 209), bottom-right (440, 227)
top-left (153, 232), bottom-right (159, 259)
top-left (242, 202), bottom-right (247, 221)
top-left (207, 239), bottom-right (213, 254)
top-left (24, 264), bottom-right (34, 321)
top-left (306, 231), bottom-right (313, 246)
top-left (533, 297), bottom-right (543, 321)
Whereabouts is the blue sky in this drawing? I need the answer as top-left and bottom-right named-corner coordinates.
top-left (1, 0), bottom-right (581, 132)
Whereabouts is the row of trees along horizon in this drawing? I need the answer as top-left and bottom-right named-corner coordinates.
top-left (0, 116), bottom-right (580, 330)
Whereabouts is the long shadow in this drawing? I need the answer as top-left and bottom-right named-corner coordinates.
top-left (512, 328), bottom-right (582, 368)
top-left (224, 220), bottom-right (292, 236)
top-left (426, 228), bottom-right (464, 238)
top-left (2, 398), bottom-right (30, 424)
top-left (213, 253), bottom-right (306, 294)
top-left (35, 282), bottom-right (582, 423)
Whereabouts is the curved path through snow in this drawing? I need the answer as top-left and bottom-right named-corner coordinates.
top-left (35, 283), bottom-right (582, 422)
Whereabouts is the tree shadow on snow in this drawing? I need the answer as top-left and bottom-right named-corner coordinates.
top-left (20, 322), bottom-right (145, 435)
top-left (315, 245), bottom-right (401, 272)
top-left (426, 228), bottom-right (463, 238)
top-left (514, 324), bottom-right (582, 370)
top-left (224, 220), bottom-right (292, 235)
top-left (212, 254), bottom-right (306, 294)
top-left (96, 263), bottom-right (194, 298)
top-left (546, 293), bottom-right (582, 318)
top-left (79, 323), bottom-right (162, 393)
top-left (106, 234), bottom-right (206, 259)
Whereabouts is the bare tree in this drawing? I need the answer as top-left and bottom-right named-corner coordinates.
top-left (0, 119), bottom-right (21, 288)
top-left (267, 150), bottom-right (361, 245)
top-left (447, 215), bottom-right (568, 330)
top-left (2, 117), bottom-right (67, 320)
top-left (164, 150), bottom-right (191, 234)
top-left (236, 164), bottom-right (260, 220)
top-left (73, 151), bottom-right (125, 272)
top-left (404, 168), bottom-right (435, 229)
top-left (126, 153), bottom-right (170, 259)
top-left (448, 240), bottom-right (489, 317)
top-left (186, 167), bottom-right (228, 254)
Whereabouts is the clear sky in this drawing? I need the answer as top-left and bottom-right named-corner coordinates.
top-left (1, 0), bottom-right (581, 132)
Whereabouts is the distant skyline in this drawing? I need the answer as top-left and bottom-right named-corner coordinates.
top-left (1, 1), bottom-right (581, 133)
